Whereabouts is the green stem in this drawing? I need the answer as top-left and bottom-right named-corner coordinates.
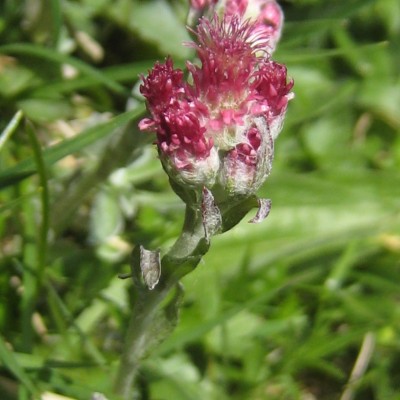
top-left (114, 204), bottom-right (209, 398)
top-left (113, 285), bottom-right (172, 398)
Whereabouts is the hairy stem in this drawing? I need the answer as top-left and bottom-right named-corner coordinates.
top-left (113, 284), bottom-right (173, 397)
top-left (114, 204), bottom-right (208, 398)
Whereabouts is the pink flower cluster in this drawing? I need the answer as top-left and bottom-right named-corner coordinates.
top-left (139, 0), bottom-right (293, 198)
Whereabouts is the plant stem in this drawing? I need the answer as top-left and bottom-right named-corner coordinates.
top-left (114, 204), bottom-right (209, 398)
top-left (113, 284), bottom-right (173, 398)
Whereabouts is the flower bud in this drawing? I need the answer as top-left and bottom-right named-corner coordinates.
top-left (219, 117), bottom-right (274, 197)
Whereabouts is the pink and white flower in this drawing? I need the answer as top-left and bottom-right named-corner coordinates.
top-left (139, 9), bottom-right (293, 198)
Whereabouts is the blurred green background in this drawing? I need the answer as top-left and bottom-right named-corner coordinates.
top-left (0, 0), bottom-right (399, 399)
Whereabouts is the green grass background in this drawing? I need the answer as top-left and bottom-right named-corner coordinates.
top-left (0, 0), bottom-right (399, 399)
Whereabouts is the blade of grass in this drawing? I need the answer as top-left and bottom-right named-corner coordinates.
top-left (0, 43), bottom-right (129, 96)
top-left (323, 241), bottom-right (362, 292)
top-left (30, 61), bottom-right (156, 97)
top-left (279, 41), bottom-right (388, 63)
top-left (340, 332), bottom-right (376, 400)
top-left (154, 268), bottom-right (318, 356)
top-left (0, 110), bottom-right (23, 153)
top-left (50, 110), bottom-right (150, 232)
top-left (45, 281), bottom-right (106, 365)
top-left (0, 171), bottom-right (37, 189)
top-left (12, 259), bottom-right (106, 365)
top-left (20, 177), bottom-right (38, 352)
top-left (285, 82), bottom-right (357, 127)
top-left (19, 122), bottom-right (50, 352)
top-left (0, 335), bottom-right (39, 396)
top-left (0, 190), bottom-right (39, 214)
top-left (50, 0), bottom-right (62, 48)
top-left (0, 105), bottom-right (145, 189)
top-left (25, 121), bottom-right (50, 287)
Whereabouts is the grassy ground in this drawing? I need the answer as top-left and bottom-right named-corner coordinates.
top-left (1, 0), bottom-right (400, 399)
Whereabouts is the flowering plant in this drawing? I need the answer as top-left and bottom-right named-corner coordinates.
top-left (140, 2), bottom-right (293, 205)
top-left (115, 1), bottom-right (293, 397)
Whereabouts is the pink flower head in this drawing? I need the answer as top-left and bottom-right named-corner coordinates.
top-left (139, 13), bottom-right (293, 197)
top-left (186, 16), bottom-right (270, 138)
top-left (190, 0), bottom-right (218, 10)
top-left (192, 0), bottom-right (284, 53)
top-left (244, 0), bottom-right (284, 53)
